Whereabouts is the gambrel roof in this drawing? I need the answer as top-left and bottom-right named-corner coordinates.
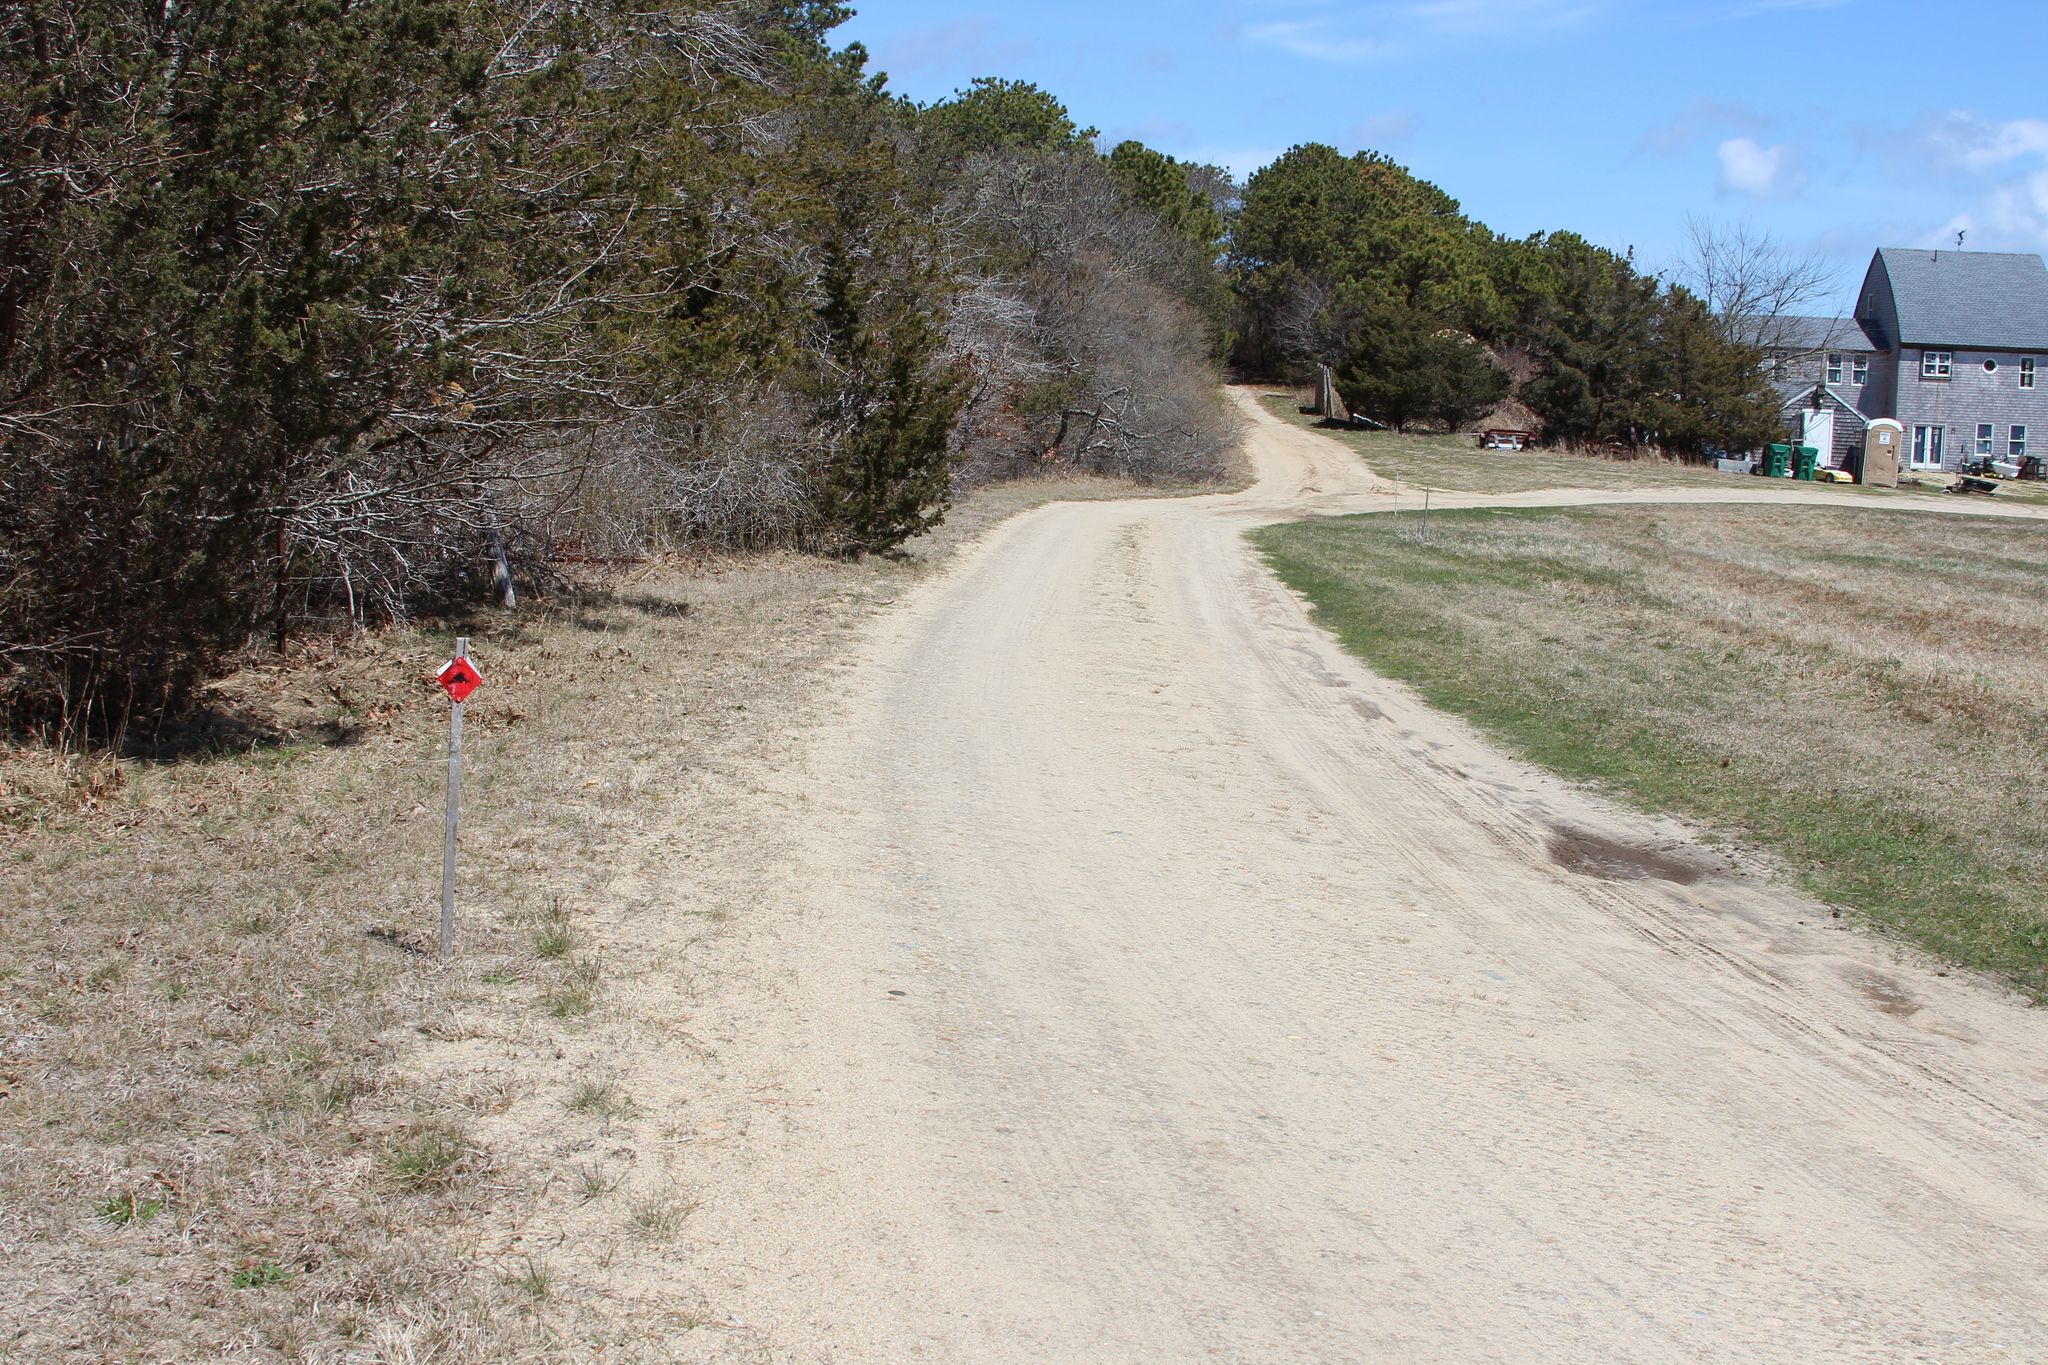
top-left (1860, 248), bottom-right (2048, 351)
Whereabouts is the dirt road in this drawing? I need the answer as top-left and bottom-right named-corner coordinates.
top-left (678, 393), bottom-right (2048, 1362)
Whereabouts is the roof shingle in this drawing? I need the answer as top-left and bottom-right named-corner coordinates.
top-left (1772, 315), bottom-right (1877, 354)
top-left (1871, 248), bottom-right (2048, 351)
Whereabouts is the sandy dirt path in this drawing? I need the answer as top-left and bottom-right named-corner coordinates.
top-left (676, 392), bottom-right (2048, 1363)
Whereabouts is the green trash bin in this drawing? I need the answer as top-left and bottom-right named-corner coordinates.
top-left (1793, 445), bottom-right (1819, 481)
top-left (1761, 443), bottom-right (1791, 478)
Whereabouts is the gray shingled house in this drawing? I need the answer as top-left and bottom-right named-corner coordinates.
top-left (1767, 248), bottom-right (2048, 475)
top-left (1765, 314), bottom-right (1877, 469)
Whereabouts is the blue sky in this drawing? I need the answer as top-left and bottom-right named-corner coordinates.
top-left (837, 1), bottom-right (2048, 314)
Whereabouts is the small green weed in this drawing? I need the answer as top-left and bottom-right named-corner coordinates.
top-left (385, 1126), bottom-right (468, 1191)
top-left (317, 1071), bottom-right (370, 1114)
top-left (566, 1078), bottom-right (635, 1122)
top-left (230, 1261), bottom-right (293, 1289)
top-left (533, 920), bottom-right (575, 960)
top-left (507, 1255), bottom-right (551, 1300)
top-left (573, 1163), bottom-right (615, 1202)
top-left (543, 957), bottom-right (600, 1018)
top-left (96, 1192), bottom-right (164, 1227)
top-left (629, 1188), bottom-right (695, 1239)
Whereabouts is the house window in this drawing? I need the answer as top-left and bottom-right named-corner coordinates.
top-left (1922, 351), bottom-right (1953, 379)
top-left (1852, 356), bottom-right (1868, 385)
top-left (2025, 358), bottom-right (2037, 389)
top-left (1912, 424), bottom-right (1946, 468)
top-left (1978, 423), bottom-right (1995, 455)
top-left (1827, 353), bottom-right (1843, 384)
top-left (2014, 425), bottom-right (2029, 459)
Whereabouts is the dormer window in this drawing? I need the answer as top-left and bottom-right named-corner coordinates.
top-left (1922, 351), bottom-right (1953, 379)
top-left (2025, 359), bottom-right (2037, 389)
top-left (1852, 356), bottom-right (1868, 385)
top-left (1827, 353), bottom-right (1843, 384)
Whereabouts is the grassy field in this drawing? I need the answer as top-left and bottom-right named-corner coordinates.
top-left (1261, 393), bottom-right (1928, 497)
top-left (1252, 503), bottom-right (2048, 1000)
top-left (0, 558), bottom-right (874, 1360)
top-left (0, 476), bottom-right (1140, 1362)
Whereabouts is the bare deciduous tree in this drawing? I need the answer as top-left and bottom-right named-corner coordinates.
top-left (1675, 217), bottom-right (1842, 354)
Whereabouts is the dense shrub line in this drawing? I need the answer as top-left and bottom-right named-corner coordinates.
top-left (1, 6), bottom-right (1235, 733)
top-left (1228, 143), bottom-right (1783, 453)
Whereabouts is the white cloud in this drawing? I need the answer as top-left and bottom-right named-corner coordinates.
top-left (1239, 0), bottom-right (1594, 60)
top-left (1716, 137), bottom-right (1806, 198)
top-left (1242, 19), bottom-right (1400, 62)
top-left (1987, 168), bottom-right (2048, 242)
top-left (1884, 113), bottom-right (2048, 250)
top-left (1405, 0), bottom-right (1597, 34)
top-left (1912, 112), bottom-right (2048, 173)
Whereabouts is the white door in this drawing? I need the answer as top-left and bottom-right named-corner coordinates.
top-left (1803, 409), bottom-right (1835, 466)
top-left (1911, 424), bottom-right (1945, 469)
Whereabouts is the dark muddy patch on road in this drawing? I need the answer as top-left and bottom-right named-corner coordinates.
top-left (1850, 969), bottom-right (1923, 1019)
top-left (1546, 824), bottom-right (1712, 886)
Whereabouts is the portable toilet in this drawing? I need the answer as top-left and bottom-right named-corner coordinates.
top-left (1863, 419), bottom-right (1903, 488)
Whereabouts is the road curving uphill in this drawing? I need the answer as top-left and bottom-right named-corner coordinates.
top-left (680, 390), bottom-right (2048, 1363)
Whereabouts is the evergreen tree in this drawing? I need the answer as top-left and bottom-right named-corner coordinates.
top-left (808, 245), bottom-right (964, 554)
top-left (1230, 143), bottom-right (1500, 377)
top-left (916, 77), bottom-right (1095, 160)
top-left (1643, 289), bottom-right (1781, 458)
top-left (1333, 308), bottom-right (1509, 432)
top-left (1522, 233), bottom-right (1663, 446)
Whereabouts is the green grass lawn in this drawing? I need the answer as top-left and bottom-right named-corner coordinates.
top-left (1253, 503), bottom-right (2048, 999)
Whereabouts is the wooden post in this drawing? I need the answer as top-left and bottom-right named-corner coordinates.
top-left (440, 637), bottom-right (467, 960)
top-left (1422, 488), bottom-right (1432, 543)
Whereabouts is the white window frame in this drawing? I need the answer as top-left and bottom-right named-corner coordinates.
top-left (1922, 351), bottom-right (1953, 379)
top-left (2024, 358), bottom-right (2037, 389)
top-left (1851, 355), bottom-right (1868, 385)
top-left (2013, 425), bottom-right (2029, 460)
top-left (1827, 352), bottom-right (1843, 385)
top-left (1911, 424), bottom-right (1946, 468)
top-left (1977, 422), bottom-right (1995, 455)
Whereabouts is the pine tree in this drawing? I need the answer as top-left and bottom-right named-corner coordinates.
top-left (1334, 308), bottom-right (1508, 432)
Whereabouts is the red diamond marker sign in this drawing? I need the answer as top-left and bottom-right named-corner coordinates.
top-left (436, 655), bottom-right (482, 703)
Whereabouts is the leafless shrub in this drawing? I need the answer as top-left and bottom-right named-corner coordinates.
top-left (937, 150), bottom-right (1239, 487)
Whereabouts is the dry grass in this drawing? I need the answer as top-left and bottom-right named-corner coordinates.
top-left (0, 473), bottom-right (1168, 1362)
top-left (1255, 503), bottom-right (2048, 998)
top-left (1262, 392), bottom-right (1919, 498)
